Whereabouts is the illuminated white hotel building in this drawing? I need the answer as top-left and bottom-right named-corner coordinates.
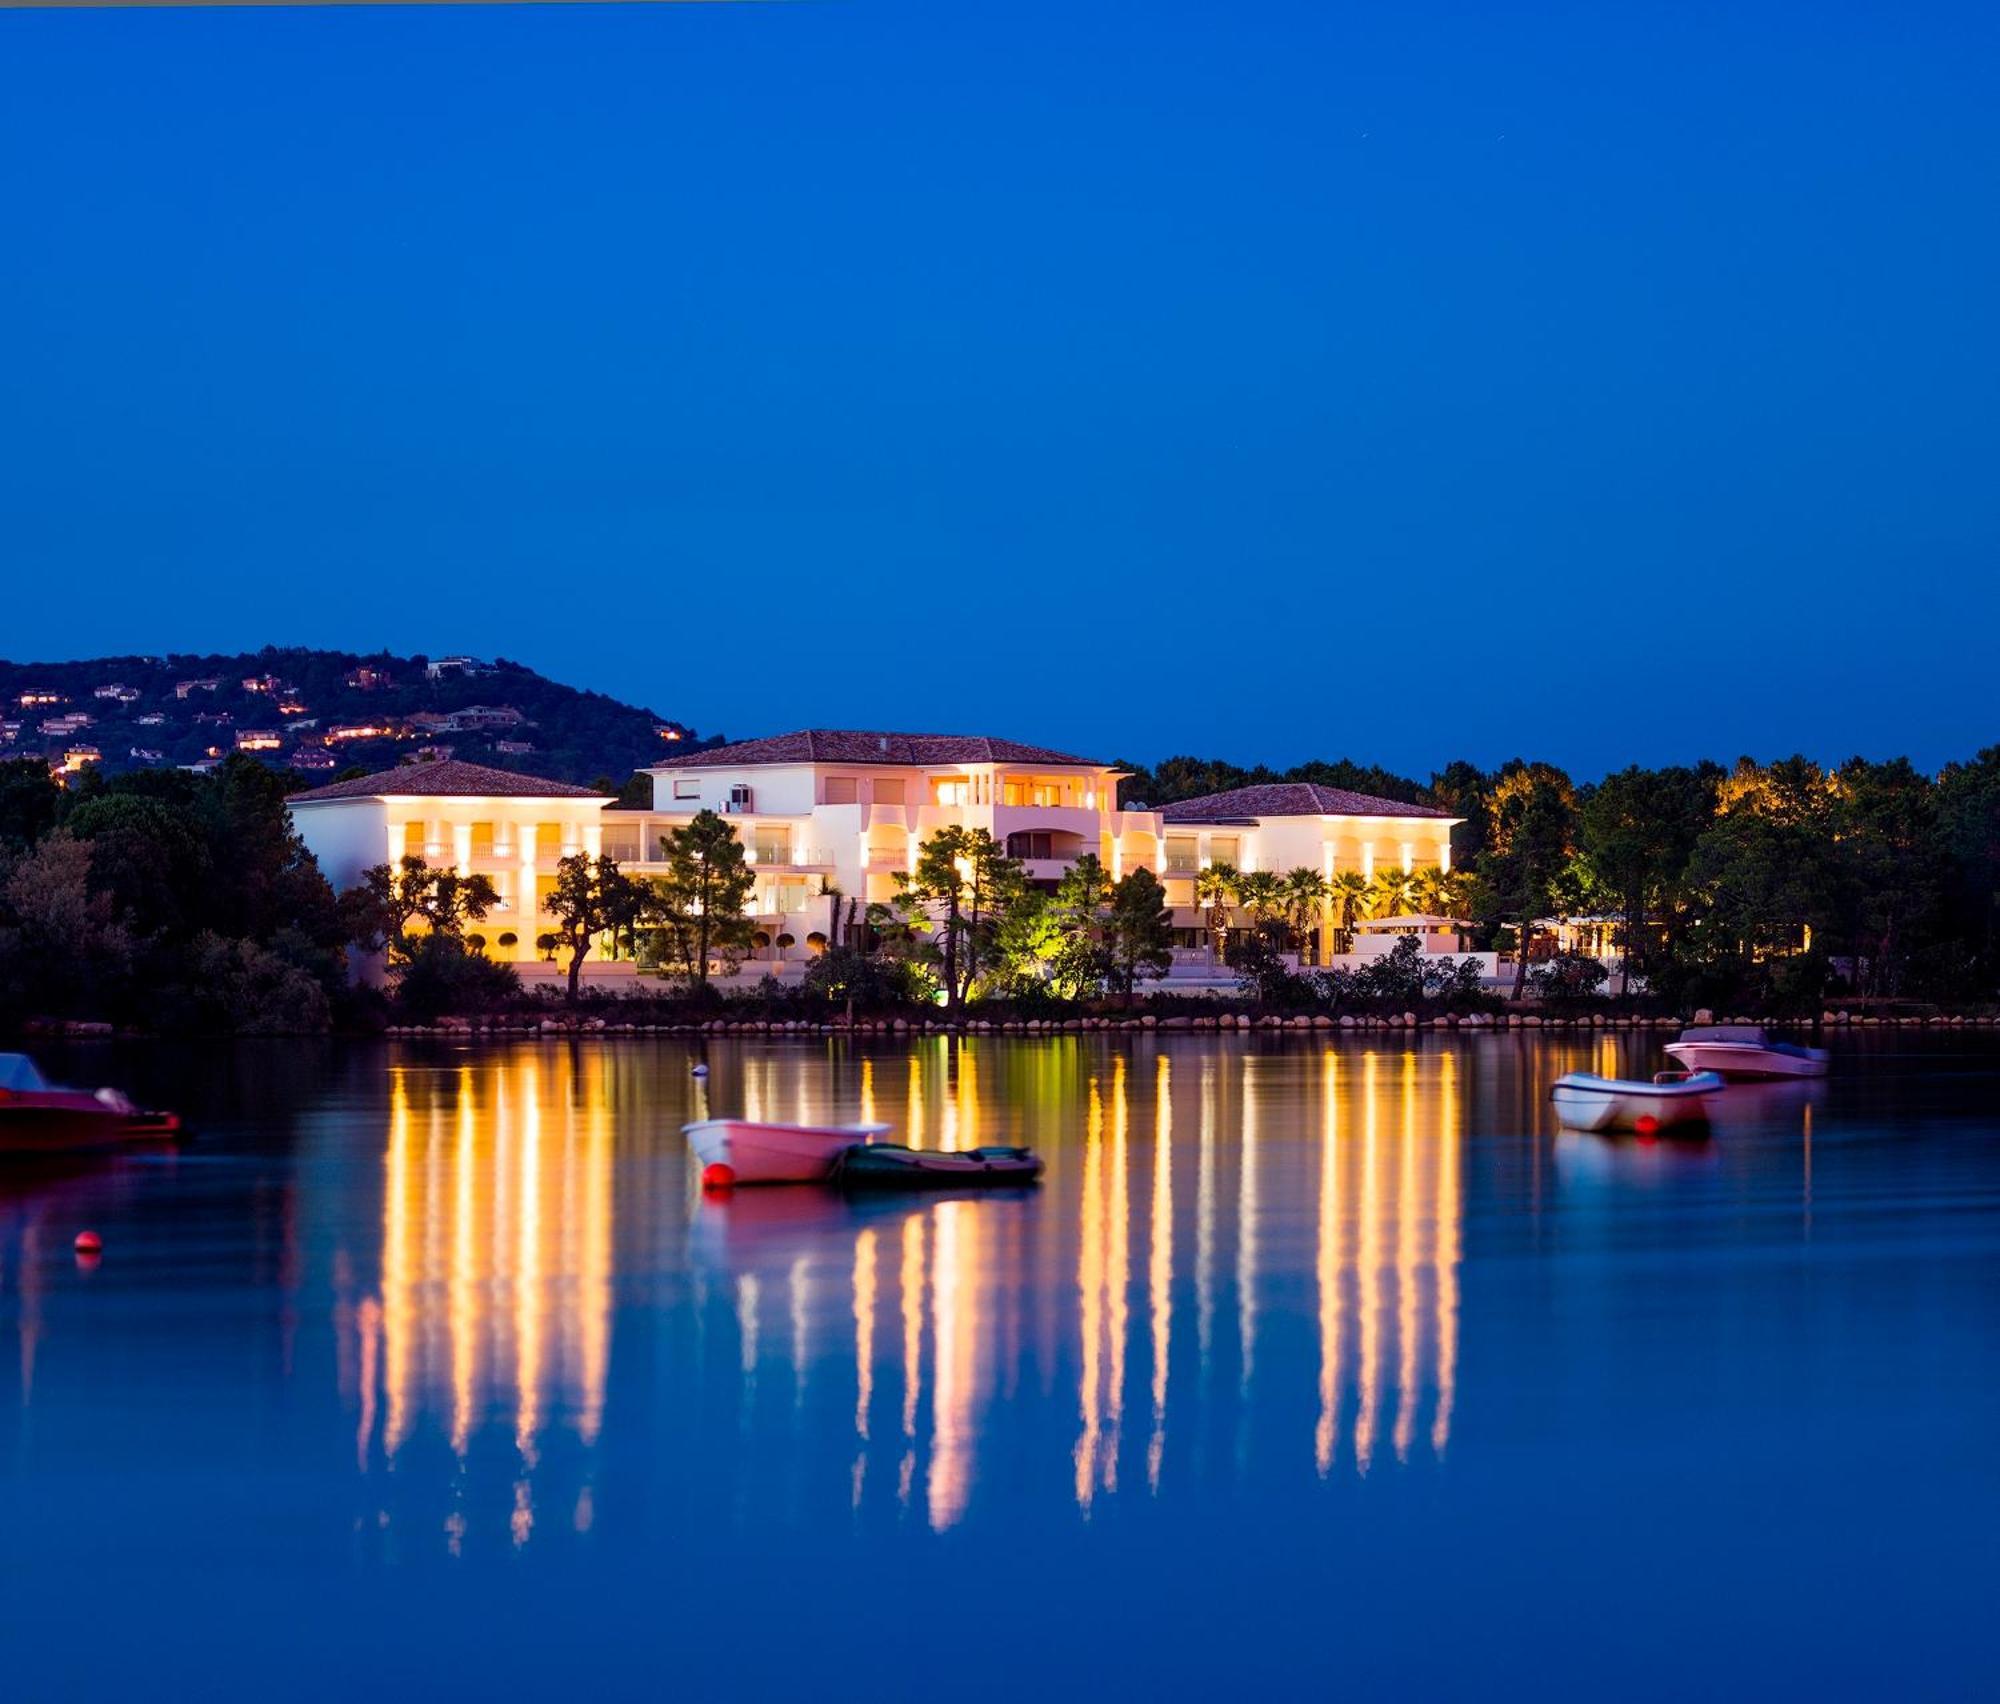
top-left (290, 733), bottom-right (1459, 969)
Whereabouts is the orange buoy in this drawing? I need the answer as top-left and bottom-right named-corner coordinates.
top-left (74, 1230), bottom-right (102, 1254)
top-left (701, 1162), bottom-right (737, 1190)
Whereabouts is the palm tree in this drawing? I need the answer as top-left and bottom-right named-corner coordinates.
top-left (1369, 863), bottom-right (1418, 920)
top-left (1196, 861), bottom-right (1238, 963)
top-left (1411, 863), bottom-right (1466, 920)
top-left (1329, 870), bottom-right (1372, 954)
top-left (1283, 867), bottom-right (1331, 967)
top-left (1236, 871), bottom-right (1288, 942)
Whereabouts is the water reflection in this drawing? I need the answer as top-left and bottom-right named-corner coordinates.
top-left (353, 1057), bottom-right (613, 1552)
top-left (0, 1034), bottom-right (1844, 1558)
top-left (688, 1040), bottom-right (1474, 1528)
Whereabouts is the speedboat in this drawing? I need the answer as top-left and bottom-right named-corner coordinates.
top-left (0, 1054), bottom-right (180, 1154)
top-left (683, 1118), bottom-right (890, 1185)
top-left (1551, 1069), bottom-right (1723, 1134)
top-left (1664, 1025), bottom-right (1829, 1080)
top-left (829, 1142), bottom-right (1044, 1189)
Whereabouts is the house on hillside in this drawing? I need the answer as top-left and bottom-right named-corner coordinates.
top-left (424, 655), bottom-right (496, 680)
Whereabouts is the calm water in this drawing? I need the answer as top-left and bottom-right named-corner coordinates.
top-left (0, 1033), bottom-right (1995, 1700)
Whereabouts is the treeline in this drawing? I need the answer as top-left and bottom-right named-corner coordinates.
top-left (0, 755), bottom-right (353, 1034)
top-left (1438, 750), bottom-right (2000, 1011)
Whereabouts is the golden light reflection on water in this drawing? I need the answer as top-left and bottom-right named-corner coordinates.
top-left (813, 1041), bottom-right (1471, 1524)
top-left (341, 1038), bottom-right (1480, 1545)
top-left (355, 1056), bottom-right (614, 1550)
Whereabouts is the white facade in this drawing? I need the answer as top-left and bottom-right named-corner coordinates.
top-left (289, 761), bottom-right (611, 966)
top-left (605, 731), bottom-right (1165, 955)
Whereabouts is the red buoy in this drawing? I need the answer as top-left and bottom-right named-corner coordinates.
top-left (74, 1230), bottom-right (102, 1254)
top-left (701, 1162), bottom-right (738, 1191)
top-left (1634, 1114), bottom-right (1660, 1142)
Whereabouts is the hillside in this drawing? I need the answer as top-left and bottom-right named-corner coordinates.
top-left (0, 648), bottom-right (717, 787)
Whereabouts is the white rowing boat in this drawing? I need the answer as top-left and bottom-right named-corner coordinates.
top-left (1664, 1025), bottom-right (1828, 1080)
top-left (1551, 1070), bottom-right (1723, 1134)
top-left (683, 1118), bottom-right (891, 1185)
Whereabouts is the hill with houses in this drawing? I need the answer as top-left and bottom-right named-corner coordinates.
top-left (0, 648), bottom-right (716, 788)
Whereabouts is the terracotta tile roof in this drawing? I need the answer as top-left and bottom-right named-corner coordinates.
top-left (659, 729), bottom-right (1111, 769)
top-left (1160, 782), bottom-right (1456, 822)
top-left (287, 759), bottom-right (606, 803)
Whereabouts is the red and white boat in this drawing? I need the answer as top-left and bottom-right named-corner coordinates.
top-left (0, 1054), bottom-right (180, 1154)
top-left (683, 1118), bottom-right (890, 1185)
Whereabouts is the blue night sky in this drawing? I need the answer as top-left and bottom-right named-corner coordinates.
top-left (2, 2), bottom-right (1995, 779)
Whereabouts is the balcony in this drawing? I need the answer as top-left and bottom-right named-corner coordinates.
top-left (748, 846), bottom-right (835, 869)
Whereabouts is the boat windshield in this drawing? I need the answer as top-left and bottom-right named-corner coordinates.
top-left (1678, 1025), bottom-right (1769, 1044)
top-left (0, 1054), bottom-right (53, 1092)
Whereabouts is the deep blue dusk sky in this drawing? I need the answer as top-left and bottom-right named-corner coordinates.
top-left (2, 2), bottom-right (1995, 779)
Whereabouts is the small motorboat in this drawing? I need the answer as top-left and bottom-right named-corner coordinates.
top-left (683, 1118), bottom-right (890, 1185)
top-left (1551, 1069), bottom-right (1723, 1134)
top-left (829, 1142), bottom-right (1044, 1189)
top-left (0, 1054), bottom-right (181, 1154)
top-left (1664, 1025), bottom-right (1829, 1080)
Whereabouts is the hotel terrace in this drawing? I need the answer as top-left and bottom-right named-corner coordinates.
top-left (289, 733), bottom-right (1462, 976)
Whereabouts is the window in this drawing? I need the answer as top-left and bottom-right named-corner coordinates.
top-left (600, 827), bottom-right (641, 861)
top-left (1007, 831), bottom-right (1057, 860)
top-left (933, 779), bottom-right (970, 807)
top-left (1210, 836), bottom-right (1240, 866)
top-left (402, 821), bottom-right (425, 858)
top-left (873, 778), bottom-right (905, 805)
top-left (1165, 837), bottom-right (1199, 873)
top-left (470, 822), bottom-right (495, 858)
top-left (824, 777), bottom-right (857, 804)
top-left (673, 778), bottom-right (701, 800)
top-left (753, 833), bottom-right (791, 866)
top-left (1002, 780), bottom-right (1022, 806)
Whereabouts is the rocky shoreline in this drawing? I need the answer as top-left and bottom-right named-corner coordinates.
top-left (373, 1008), bottom-right (2000, 1040)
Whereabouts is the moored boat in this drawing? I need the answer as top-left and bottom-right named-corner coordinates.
top-left (0, 1054), bottom-right (181, 1154)
top-left (683, 1118), bottom-right (890, 1185)
top-left (829, 1142), bottom-right (1044, 1189)
top-left (1664, 1025), bottom-right (1829, 1080)
top-left (1551, 1069), bottom-right (1723, 1134)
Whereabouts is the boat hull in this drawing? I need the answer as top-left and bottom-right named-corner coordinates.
top-left (683, 1119), bottom-right (889, 1184)
top-left (0, 1102), bottom-right (155, 1155)
top-left (1663, 1041), bottom-right (1828, 1080)
top-left (832, 1144), bottom-right (1044, 1189)
top-left (1551, 1072), bottom-right (1722, 1133)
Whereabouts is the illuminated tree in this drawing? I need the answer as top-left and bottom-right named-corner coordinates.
top-left (1196, 861), bottom-right (1238, 963)
top-left (1104, 866), bottom-right (1176, 1001)
top-left (653, 810), bottom-right (756, 988)
top-left (542, 852), bottom-right (651, 1002)
top-left (894, 826), bottom-right (1025, 1012)
top-left (1283, 867), bottom-right (1331, 966)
